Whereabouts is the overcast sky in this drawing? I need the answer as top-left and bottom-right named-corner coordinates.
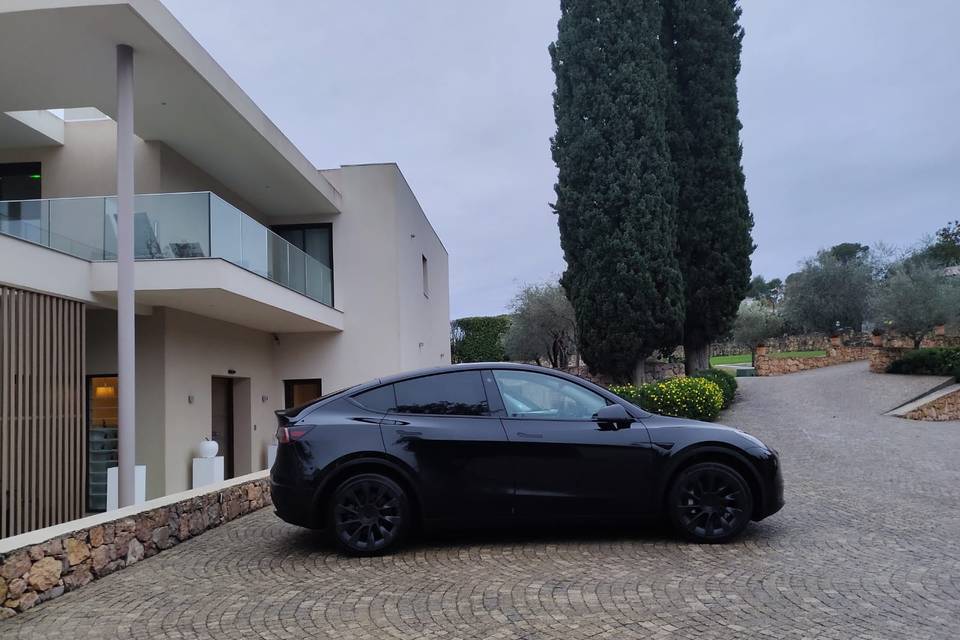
top-left (163, 0), bottom-right (960, 319)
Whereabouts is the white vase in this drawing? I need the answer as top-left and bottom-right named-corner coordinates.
top-left (197, 439), bottom-right (219, 459)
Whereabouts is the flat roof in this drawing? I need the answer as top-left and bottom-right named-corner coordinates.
top-left (0, 0), bottom-right (341, 216)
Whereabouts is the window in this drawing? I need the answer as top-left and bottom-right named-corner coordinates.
top-left (0, 162), bottom-right (41, 200)
top-left (394, 371), bottom-right (488, 416)
top-left (422, 254), bottom-right (429, 297)
top-left (352, 385), bottom-right (397, 413)
top-left (87, 375), bottom-right (118, 512)
top-left (284, 379), bottom-right (323, 409)
top-left (492, 370), bottom-right (608, 420)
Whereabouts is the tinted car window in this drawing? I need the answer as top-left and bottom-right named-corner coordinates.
top-left (393, 371), bottom-right (489, 416)
top-left (493, 370), bottom-right (607, 420)
top-left (351, 385), bottom-right (397, 413)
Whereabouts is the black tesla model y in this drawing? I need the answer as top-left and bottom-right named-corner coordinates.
top-left (271, 363), bottom-right (784, 555)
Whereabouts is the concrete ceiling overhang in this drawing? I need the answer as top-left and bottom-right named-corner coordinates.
top-left (0, 0), bottom-right (340, 217)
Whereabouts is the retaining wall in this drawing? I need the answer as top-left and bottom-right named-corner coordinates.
top-left (0, 471), bottom-right (271, 620)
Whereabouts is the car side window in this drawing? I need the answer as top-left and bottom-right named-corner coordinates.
top-left (492, 370), bottom-right (607, 420)
top-left (351, 385), bottom-right (397, 413)
top-left (393, 371), bottom-right (489, 416)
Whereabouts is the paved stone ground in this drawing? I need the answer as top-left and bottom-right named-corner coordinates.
top-left (3, 362), bottom-right (959, 639)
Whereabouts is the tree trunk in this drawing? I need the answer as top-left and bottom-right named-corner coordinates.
top-left (684, 340), bottom-right (710, 375)
top-left (634, 359), bottom-right (649, 386)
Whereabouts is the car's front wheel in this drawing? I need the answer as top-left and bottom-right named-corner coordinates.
top-left (328, 473), bottom-right (410, 556)
top-left (668, 462), bottom-right (753, 543)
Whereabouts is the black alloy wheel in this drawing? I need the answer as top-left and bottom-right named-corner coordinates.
top-left (329, 473), bottom-right (410, 555)
top-left (668, 462), bottom-right (753, 543)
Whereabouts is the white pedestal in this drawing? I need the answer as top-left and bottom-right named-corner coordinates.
top-left (192, 456), bottom-right (224, 489)
top-left (267, 444), bottom-right (278, 470)
top-left (106, 465), bottom-right (146, 511)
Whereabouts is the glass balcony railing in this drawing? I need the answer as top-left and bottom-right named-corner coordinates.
top-left (0, 192), bottom-right (334, 307)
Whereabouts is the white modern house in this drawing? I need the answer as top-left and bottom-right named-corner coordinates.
top-left (0, 0), bottom-right (450, 538)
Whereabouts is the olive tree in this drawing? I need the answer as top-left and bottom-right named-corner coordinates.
top-left (873, 261), bottom-right (959, 349)
top-left (733, 300), bottom-right (784, 365)
top-left (782, 250), bottom-right (874, 332)
top-left (503, 282), bottom-right (578, 369)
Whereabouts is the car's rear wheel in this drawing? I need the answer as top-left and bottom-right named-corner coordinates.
top-left (328, 473), bottom-right (410, 556)
top-left (668, 462), bottom-right (753, 543)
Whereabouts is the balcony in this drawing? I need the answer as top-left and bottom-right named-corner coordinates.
top-left (0, 192), bottom-right (333, 307)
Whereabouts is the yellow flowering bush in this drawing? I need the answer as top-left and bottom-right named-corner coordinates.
top-left (609, 377), bottom-right (724, 422)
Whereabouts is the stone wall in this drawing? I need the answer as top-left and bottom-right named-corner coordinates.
top-left (903, 388), bottom-right (960, 421)
top-left (869, 347), bottom-right (912, 373)
top-left (572, 360), bottom-right (685, 386)
top-left (755, 345), bottom-right (876, 376)
top-left (0, 474), bottom-right (270, 620)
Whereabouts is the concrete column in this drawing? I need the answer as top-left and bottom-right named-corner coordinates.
top-left (116, 44), bottom-right (136, 508)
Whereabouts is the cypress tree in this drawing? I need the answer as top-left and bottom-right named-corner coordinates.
top-left (550, 0), bottom-right (685, 382)
top-left (663, 0), bottom-right (755, 373)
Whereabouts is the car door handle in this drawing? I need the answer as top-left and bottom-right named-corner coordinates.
top-left (396, 429), bottom-right (422, 437)
top-left (516, 432), bottom-right (543, 439)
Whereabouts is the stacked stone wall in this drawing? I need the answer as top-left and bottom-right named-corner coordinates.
top-left (0, 475), bottom-right (270, 620)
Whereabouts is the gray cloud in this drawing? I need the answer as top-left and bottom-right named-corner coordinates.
top-left (163, 0), bottom-right (960, 318)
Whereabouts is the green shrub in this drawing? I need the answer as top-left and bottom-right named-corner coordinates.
top-left (690, 369), bottom-right (737, 409)
top-left (609, 377), bottom-right (724, 422)
top-left (887, 348), bottom-right (960, 379)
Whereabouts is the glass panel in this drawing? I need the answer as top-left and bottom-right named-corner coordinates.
top-left (134, 193), bottom-right (209, 259)
top-left (492, 370), bottom-right (607, 420)
top-left (209, 194), bottom-right (242, 265)
top-left (105, 193), bottom-right (210, 260)
top-left (49, 197), bottom-right (105, 260)
top-left (240, 213), bottom-right (268, 277)
top-left (0, 199), bottom-right (49, 246)
top-left (87, 376), bottom-right (119, 513)
top-left (352, 385), bottom-right (398, 413)
top-left (267, 230), bottom-right (289, 285)
top-left (288, 243), bottom-right (307, 293)
top-left (275, 227), bottom-right (304, 251)
top-left (393, 372), bottom-right (489, 416)
top-left (306, 258), bottom-right (333, 305)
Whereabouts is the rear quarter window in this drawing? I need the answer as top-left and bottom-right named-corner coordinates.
top-left (351, 385), bottom-right (397, 413)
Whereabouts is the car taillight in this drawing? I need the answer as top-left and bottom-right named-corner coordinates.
top-left (277, 425), bottom-right (314, 444)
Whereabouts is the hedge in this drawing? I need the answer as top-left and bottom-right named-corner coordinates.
top-left (450, 315), bottom-right (511, 363)
top-left (609, 377), bottom-right (724, 422)
top-left (887, 347), bottom-right (960, 379)
top-left (690, 369), bottom-right (737, 409)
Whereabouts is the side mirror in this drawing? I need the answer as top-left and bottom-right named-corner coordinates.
top-left (594, 404), bottom-right (633, 429)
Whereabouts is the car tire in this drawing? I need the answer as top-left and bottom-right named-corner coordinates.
top-left (667, 462), bottom-right (753, 543)
top-left (327, 473), bottom-right (411, 556)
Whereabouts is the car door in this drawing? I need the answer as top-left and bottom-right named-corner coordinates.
top-left (378, 370), bottom-right (514, 526)
top-left (489, 368), bottom-right (656, 520)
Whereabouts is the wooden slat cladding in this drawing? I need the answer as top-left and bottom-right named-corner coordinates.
top-left (0, 285), bottom-right (85, 538)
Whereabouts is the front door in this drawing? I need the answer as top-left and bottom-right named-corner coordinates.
top-left (378, 370), bottom-right (514, 525)
top-left (490, 369), bottom-right (656, 520)
top-left (211, 377), bottom-right (235, 479)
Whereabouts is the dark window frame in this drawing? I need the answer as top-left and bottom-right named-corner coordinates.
top-left (85, 372), bottom-right (118, 514)
top-left (284, 378), bottom-right (323, 409)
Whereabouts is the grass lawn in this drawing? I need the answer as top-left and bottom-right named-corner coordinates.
top-left (709, 350), bottom-right (828, 367)
top-left (770, 349), bottom-right (827, 359)
top-left (710, 354), bottom-right (752, 366)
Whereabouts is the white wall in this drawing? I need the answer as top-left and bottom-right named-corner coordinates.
top-left (161, 308), bottom-right (279, 494)
top-left (86, 308), bottom-right (167, 499)
top-left (274, 164), bottom-right (450, 392)
top-left (0, 119), bottom-right (267, 222)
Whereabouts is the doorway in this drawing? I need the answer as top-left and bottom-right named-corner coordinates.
top-left (211, 377), bottom-right (235, 479)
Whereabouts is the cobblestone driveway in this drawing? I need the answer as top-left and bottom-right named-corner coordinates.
top-left (4, 362), bottom-right (960, 639)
